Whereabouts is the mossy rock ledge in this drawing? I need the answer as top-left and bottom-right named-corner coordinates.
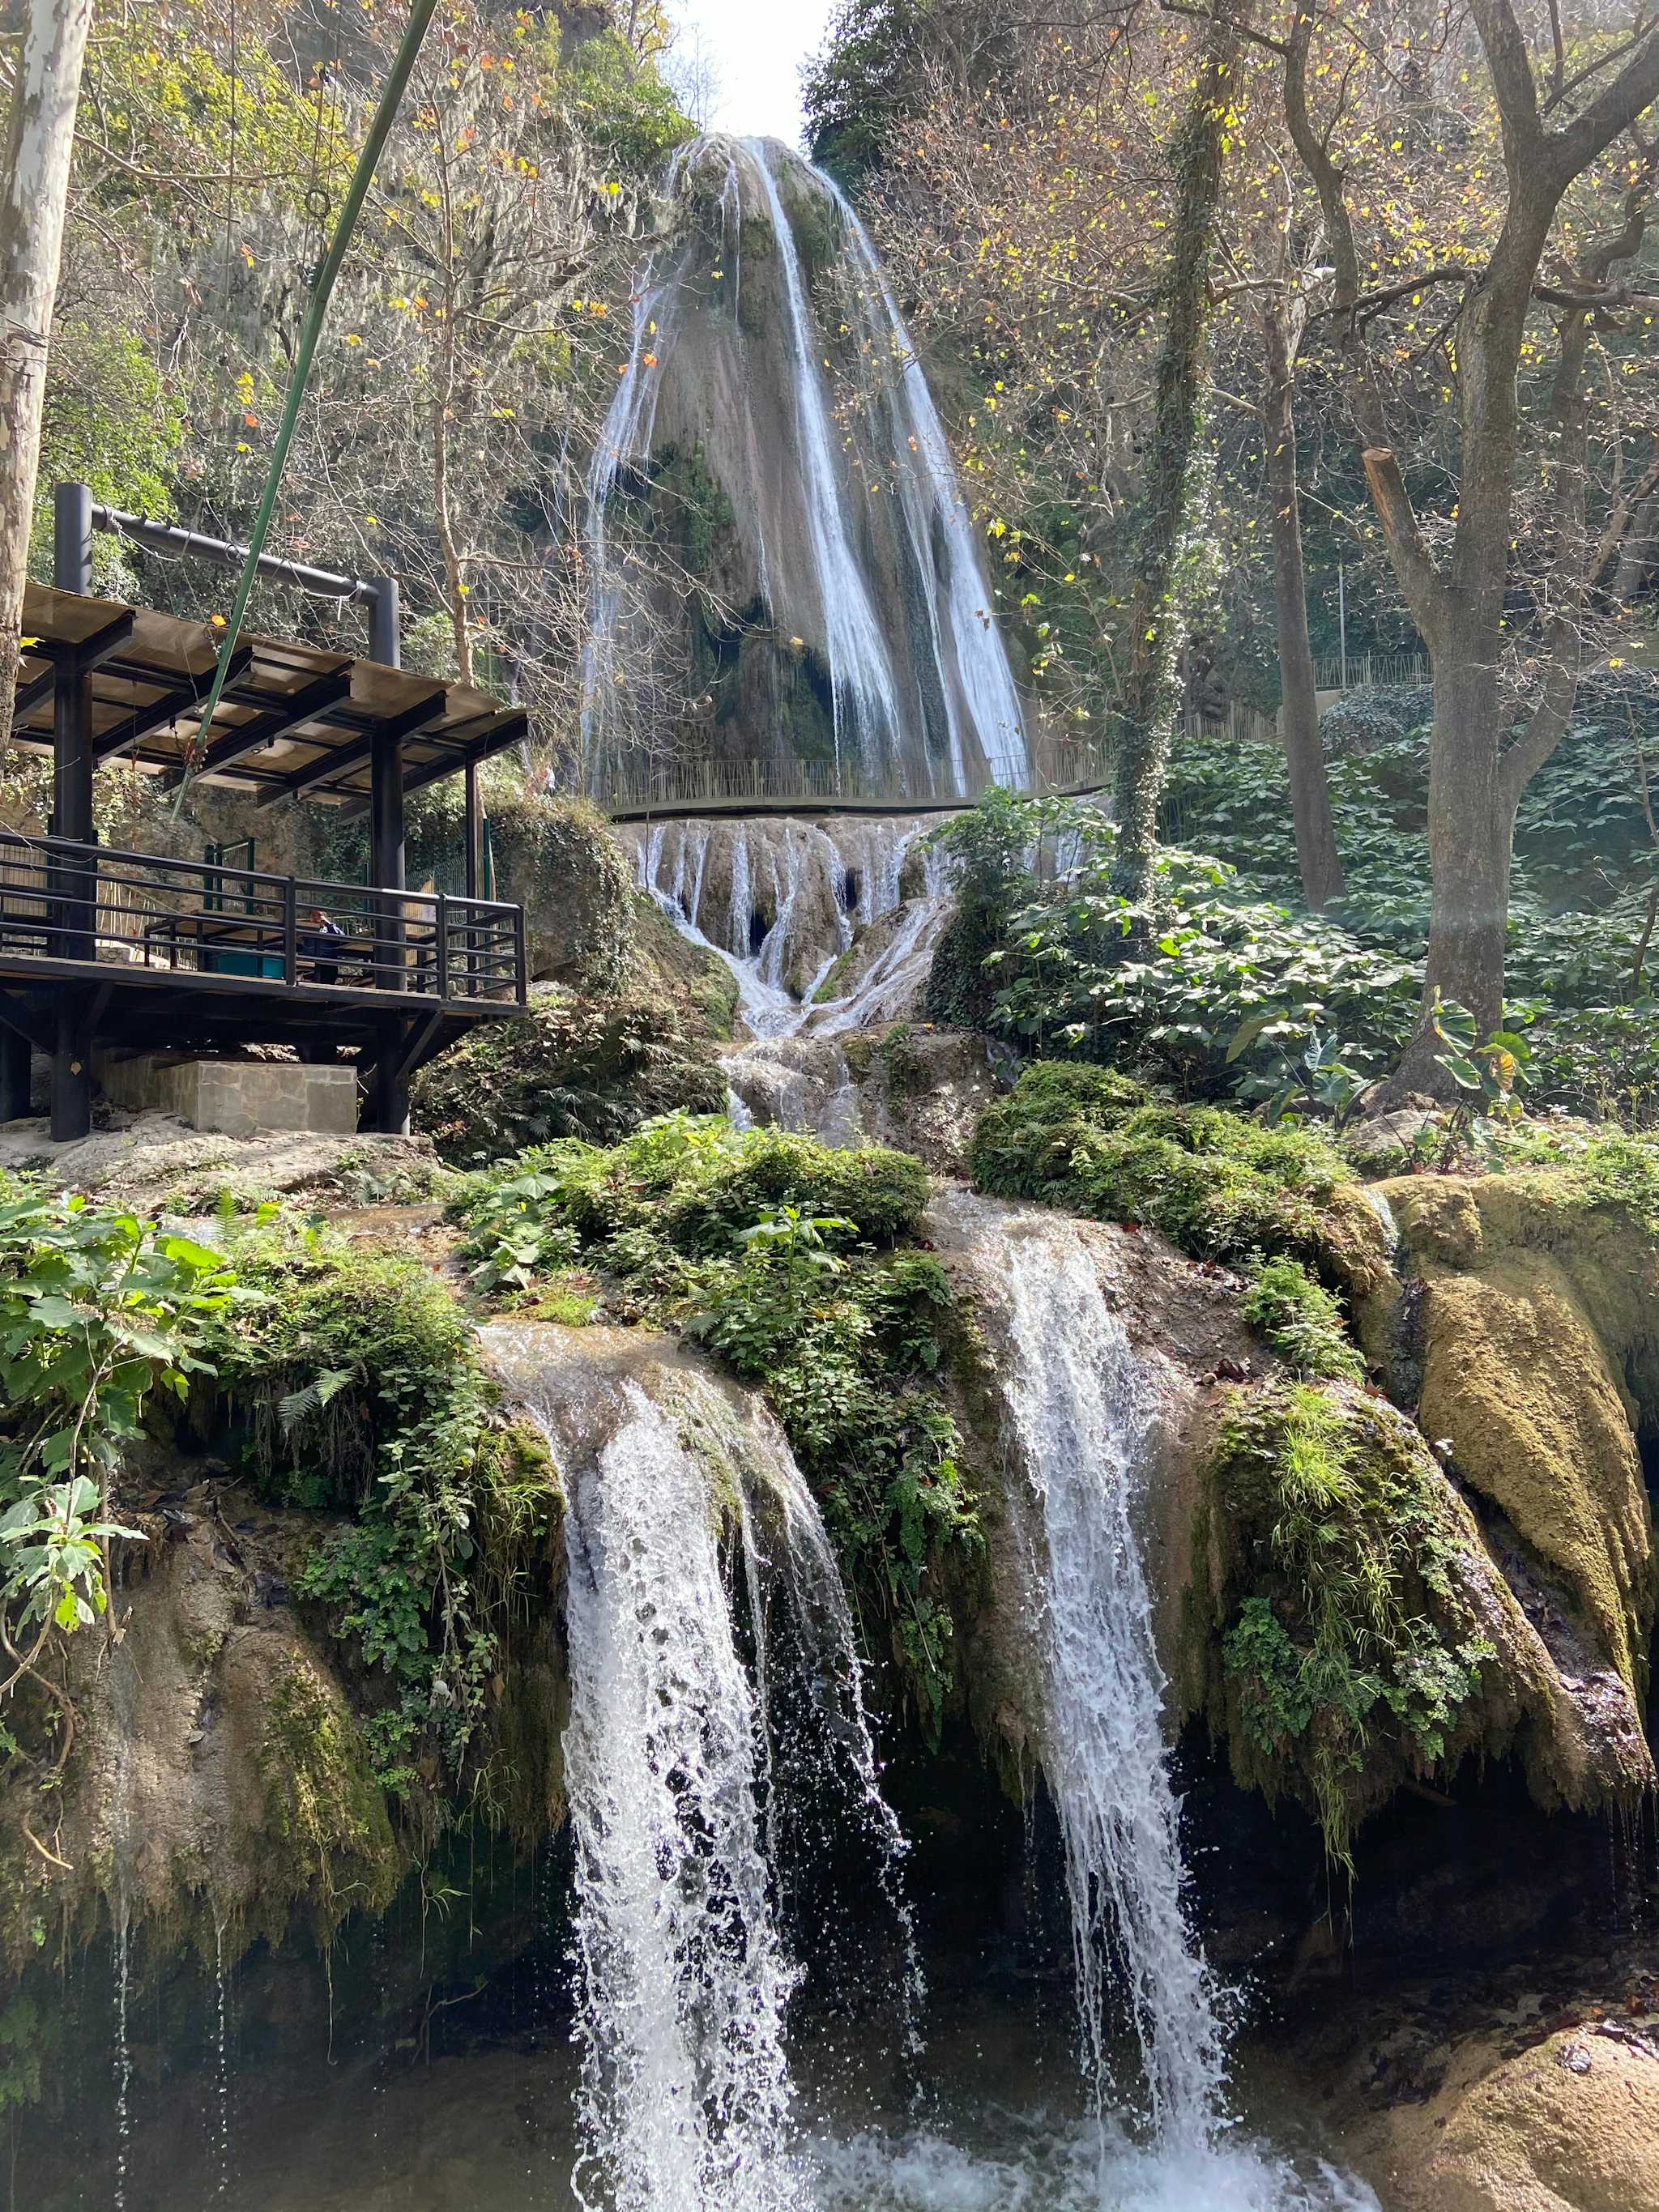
top-left (1358, 1173), bottom-right (1659, 1709)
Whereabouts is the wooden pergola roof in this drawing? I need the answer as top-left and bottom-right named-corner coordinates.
top-left (15, 583), bottom-right (529, 815)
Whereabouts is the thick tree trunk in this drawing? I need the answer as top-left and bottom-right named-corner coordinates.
top-left (0, 0), bottom-right (96, 753)
top-left (1263, 294), bottom-right (1342, 910)
top-left (1110, 15), bottom-right (1235, 903)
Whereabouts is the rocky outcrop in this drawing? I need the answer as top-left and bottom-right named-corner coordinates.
top-left (1356, 1174), bottom-right (1659, 1711)
top-left (0, 1474), bottom-right (403, 1971)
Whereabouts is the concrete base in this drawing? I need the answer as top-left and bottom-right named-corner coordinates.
top-left (96, 1052), bottom-right (359, 1138)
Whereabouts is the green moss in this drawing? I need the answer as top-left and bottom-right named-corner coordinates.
top-left (877, 1022), bottom-right (928, 1104)
top-left (813, 944), bottom-right (859, 1004)
top-left (1191, 1382), bottom-right (1497, 1869)
top-left (256, 1656), bottom-right (400, 1935)
top-left (968, 1061), bottom-right (1355, 1268)
top-left (657, 441), bottom-right (735, 578)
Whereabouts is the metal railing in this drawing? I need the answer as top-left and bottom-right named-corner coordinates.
top-left (1311, 651), bottom-right (1431, 693)
top-left (0, 832), bottom-right (525, 1004)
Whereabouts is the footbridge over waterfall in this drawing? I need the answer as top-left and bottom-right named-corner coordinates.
top-left (591, 699), bottom-right (1278, 821)
top-left (594, 734), bottom-right (1118, 825)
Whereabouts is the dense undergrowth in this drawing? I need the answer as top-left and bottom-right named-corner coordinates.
top-left (453, 1114), bottom-right (979, 1730)
top-left (410, 982), bottom-right (727, 1164)
top-left (967, 1061), bottom-right (1367, 1277)
top-left (932, 700), bottom-right (1659, 1124)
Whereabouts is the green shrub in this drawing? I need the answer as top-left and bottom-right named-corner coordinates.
top-left (968, 1063), bottom-right (1352, 1267)
top-left (1239, 1257), bottom-right (1364, 1382)
top-left (928, 790), bottom-right (1422, 1103)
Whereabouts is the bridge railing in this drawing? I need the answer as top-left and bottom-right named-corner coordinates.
top-left (595, 733), bottom-right (1120, 817)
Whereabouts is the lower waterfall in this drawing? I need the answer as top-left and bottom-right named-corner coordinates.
top-left (932, 1192), bottom-right (1380, 2210)
top-left (482, 1328), bottom-right (914, 2211)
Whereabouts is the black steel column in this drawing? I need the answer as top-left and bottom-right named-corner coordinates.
top-left (53, 482), bottom-right (93, 595)
top-left (0, 1027), bottom-right (31, 1122)
top-left (50, 998), bottom-right (92, 1142)
top-left (369, 719), bottom-right (409, 1133)
top-left (369, 1016), bottom-right (410, 1136)
top-left (464, 759), bottom-right (482, 900)
top-left (368, 575), bottom-right (401, 667)
top-left (51, 484), bottom-right (96, 1140)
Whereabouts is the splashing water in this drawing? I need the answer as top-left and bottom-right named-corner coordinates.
top-left (931, 1192), bottom-right (1376, 2208)
top-left (482, 1331), bottom-right (915, 2210)
top-left (995, 1208), bottom-right (1226, 2144)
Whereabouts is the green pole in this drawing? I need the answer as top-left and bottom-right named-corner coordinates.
top-left (177, 0), bottom-right (439, 802)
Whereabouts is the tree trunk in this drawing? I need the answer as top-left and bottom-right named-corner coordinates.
top-left (1110, 14), bottom-right (1235, 902)
top-left (1384, 653), bottom-right (1512, 1091)
top-left (0, 0), bottom-right (96, 752)
top-left (1262, 292), bottom-right (1343, 910)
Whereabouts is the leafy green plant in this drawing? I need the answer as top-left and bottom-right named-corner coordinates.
top-left (968, 1061), bottom-right (1363, 1272)
top-left (0, 1184), bottom-right (248, 1739)
top-left (454, 1118), bottom-right (975, 1732)
top-left (1239, 1258), bottom-right (1363, 1382)
top-left (214, 1235), bottom-right (558, 1800)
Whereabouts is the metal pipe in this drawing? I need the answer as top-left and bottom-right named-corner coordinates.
top-left (90, 502), bottom-right (375, 603)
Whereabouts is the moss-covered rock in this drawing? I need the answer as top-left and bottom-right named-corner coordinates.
top-left (255, 1656), bottom-right (400, 1938)
top-left (967, 1061), bottom-right (1388, 1285)
top-left (411, 982), bottom-right (727, 1165)
top-left (1371, 1168), bottom-right (1659, 1705)
top-left (1183, 1379), bottom-right (1653, 1867)
top-left (485, 796), bottom-right (635, 993)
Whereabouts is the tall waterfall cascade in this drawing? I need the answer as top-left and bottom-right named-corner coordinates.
top-left (582, 134), bottom-right (1030, 801)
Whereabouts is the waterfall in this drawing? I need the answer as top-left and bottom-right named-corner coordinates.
top-left (932, 1195), bottom-right (1226, 2137)
top-left (564, 1382), bottom-right (803, 2211)
top-left (743, 140), bottom-right (902, 778)
top-left (482, 1328), bottom-right (914, 2210)
top-left (581, 134), bottom-right (1030, 799)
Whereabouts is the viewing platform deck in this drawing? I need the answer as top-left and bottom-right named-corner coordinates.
top-left (6, 497), bottom-right (531, 1140)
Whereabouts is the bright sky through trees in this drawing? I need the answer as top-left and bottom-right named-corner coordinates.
top-left (672, 0), bottom-right (838, 144)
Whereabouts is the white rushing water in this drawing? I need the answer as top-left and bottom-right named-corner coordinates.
top-left (628, 810), bottom-right (954, 1075)
top-left (481, 1332), bottom-right (915, 2212)
top-left (581, 135), bottom-right (1028, 797)
top-left (935, 1193), bottom-right (1378, 2207)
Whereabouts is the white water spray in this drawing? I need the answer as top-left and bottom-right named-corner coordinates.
top-left (482, 1332), bottom-right (915, 2209)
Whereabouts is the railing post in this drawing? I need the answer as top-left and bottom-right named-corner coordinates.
top-left (435, 892), bottom-right (449, 1000)
top-left (514, 904), bottom-right (527, 1004)
top-left (284, 876), bottom-right (297, 985)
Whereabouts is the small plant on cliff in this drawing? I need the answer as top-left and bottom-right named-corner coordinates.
top-left (1205, 1383), bottom-right (1495, 1869)
top-left (0, 1183), bottom-right (248, 1754)
top-left (1239, 1258), bottom-right (1363, 1382)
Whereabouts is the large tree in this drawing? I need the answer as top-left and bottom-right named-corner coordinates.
top-left (0, 0), bottom-right (96, 751)
top-left (1282, 0), bottom-right (1659, 1078)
